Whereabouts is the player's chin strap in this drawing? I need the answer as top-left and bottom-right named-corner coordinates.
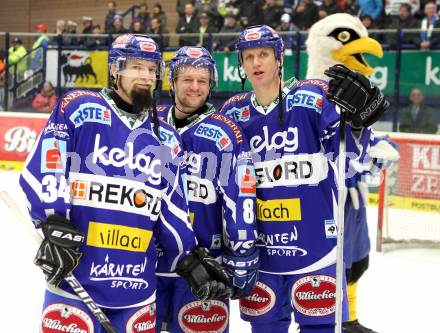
top-left (149, 78), bottom-right (161, 140)
top-left (278, 64), bottom-right (283, 127)
top-left (238, 64), bottom-right (247, 91)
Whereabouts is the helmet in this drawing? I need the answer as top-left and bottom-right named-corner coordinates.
top-left (168, 46), bottom-right (218, 87)
top-left (108, 34), bottom-right (164, 79)
top-left (235, 25), bottom-right (284, 63)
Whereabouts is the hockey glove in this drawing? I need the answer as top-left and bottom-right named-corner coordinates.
top-left (324, 64), bottom-right (390, 128)
top-left (175, 246), bottom-right (233, 301)
top-left (222, 247), bottom-right (259, 299)
top-left (34, 215), bottom-right (84, 286)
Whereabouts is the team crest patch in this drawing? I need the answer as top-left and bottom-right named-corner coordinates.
top-left (286, 90), bottom-right (323, 114)
top-left (178, 300), bottom-right (228, 333)
top-left (194, 123), bottom-right (231, 151)
top-left (292, 275), bottom-right (337, 316)
top-left (186, 47), bottom-right (203, 58)
top-left (69, 103), bottom-right (111, 128)
top-left (245, 30), bottom-right (262, 41)
top-left (126, 303), bottom-right (156, 333)
top-left (239, 281), bottom-right (276, 316)
top-left (159, 127), bottom-right (181, 158)
top-left (140, 41), bottom-right (156, 52)
top-left (224, 106), bottom-right (250, 122)
top-left (41, 138), bottom-right (67, 173)
top-left (41, 303), bottom-right (94, 333)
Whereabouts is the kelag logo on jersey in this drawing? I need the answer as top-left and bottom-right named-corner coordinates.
top-left (194, 124), bottom-right (231, 151)
top-left (40, 138), bottom-right (66, 173)
top-left (237, 165), bottom-right (256, 197)
top-left (159, 127), bottom-right (181, 158)
top-left (287, 90), bottom-right (323, 114)
top-left (69, 102), bottom-right (111, 128)
top-left (224, 106), bottom-right (250, 122)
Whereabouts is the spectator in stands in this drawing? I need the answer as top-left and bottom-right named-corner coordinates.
top-left (30, 24), bottom-right (49, 70)
top-left (385, 0), bottom-right (420, 17)
top-left (319, 0), bottom-right (342, 18)
top-left (176, 2), bottom-right (200, 46)
top-left (344, 0), bottom-right (361, 15)
top-left (131, 3), bottom-right (151, 33)
top-left (150, 17), bottom-right (169, 49)
top-left (82, 17), bottom-right (94, 34)
top-left (177, 0), bottom-right (197, 18)
top-left (358, 0), bottom-right (384, 21)
top-left (84, 24), bottom-right (108, 49)
top-left (8, 38), bottom-right (27, 75)
top-left (110, 14), bottom-right (129, 35)
top-left (263, 0), bottom-right (284, 29)
top-left (360, 14), bottom-right (383, 41)
top-left (152, 3), bottom-right (167, 27)
top-left (32, 81), bottom-right (58, 113)
top-left (399, 88), bottom-right (438, 133)
top-left (418, 1), bottom-right (440, 49)
top-left (49, 19), bottom-right (66, 45)
top-left (215, 13), bottom-right (242, 52)
top-left (196, 0), bottom-right (223, 30)
top-left (224, 0), bottom-right (242, 18)
top-left (292, 0), bottom-right (320, 30)
top-left (63, 20), bottom-right (80, 46)
top-left (385, 3), bottom-right (420, 48)
top-left (276, 13), bottom-right (299, 52)
top-left (239, 0), bottom-right (264, 27)
top-left (131, 20), bottom-right (145, 33)
top-left (105, 1), bottom-right (117, 33)
top-left (196, 13), bottom-right (217, 49)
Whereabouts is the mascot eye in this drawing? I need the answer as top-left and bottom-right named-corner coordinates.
top-left (337, 31), bottom-right (350, 42)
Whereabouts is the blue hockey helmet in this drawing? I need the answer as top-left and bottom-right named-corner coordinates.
top-left (108, 34), bottom-right (164, 79)
top-left (168, 46), bottom-right (218, 87)
top-left (236, 25), bottom-right (284, 63)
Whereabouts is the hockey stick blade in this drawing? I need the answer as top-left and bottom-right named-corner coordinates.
top-left (0, 190), bottom-right (119, 333)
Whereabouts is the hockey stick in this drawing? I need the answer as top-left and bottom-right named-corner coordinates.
top-left (335, 112), bottom-right (347, 333)
top-left (0, 190), bottom-right (119, 333)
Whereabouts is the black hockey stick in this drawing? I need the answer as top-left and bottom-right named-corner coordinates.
top-left (0, 190), bottom-right (119, 333)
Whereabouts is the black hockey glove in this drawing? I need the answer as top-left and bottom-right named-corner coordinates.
top-left (324, 64), bottom-right (390, 128)
top-left (175, 246), bottom-right (233, 301)
top-left (222, 247), bottom-right (259, 299)
top-left (34, 215), bottom-right (84, 286)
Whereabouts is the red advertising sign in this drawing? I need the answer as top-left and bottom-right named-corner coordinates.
top-left (0, 112), bottom-right (48, 170)
top-left (392, 135), bottom-right (440, 200)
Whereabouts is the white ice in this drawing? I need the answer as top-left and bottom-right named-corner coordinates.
top-left (1, 171), bottom-right (439, 333)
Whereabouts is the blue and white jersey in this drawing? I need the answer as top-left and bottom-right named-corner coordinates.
top-left (156, 104), bottom-right (258, 273)
top-left (220, 78), bottom-right (372, 274)
top-left (19, 88), bottom-right (196, 308)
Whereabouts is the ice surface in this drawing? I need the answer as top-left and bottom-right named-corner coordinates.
top-left (1, 171), bottom-right (439, 332)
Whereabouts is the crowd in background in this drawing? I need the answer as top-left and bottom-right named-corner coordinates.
top-left (0, 0), bottom-right (439, 132)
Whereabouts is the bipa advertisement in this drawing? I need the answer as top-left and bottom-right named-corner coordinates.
top-left (0, 112), bottom-right (48, 171)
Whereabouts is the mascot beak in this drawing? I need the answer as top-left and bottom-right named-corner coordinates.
top-left (331, 37), bottom-right (383, 76)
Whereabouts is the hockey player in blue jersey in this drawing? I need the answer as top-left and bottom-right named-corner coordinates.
top-left (220, 25), bottom-right (389, 333)
top-left (19, 34), bottom-right (232, 333)
top-left (155, 46), bottom-right (259, 333)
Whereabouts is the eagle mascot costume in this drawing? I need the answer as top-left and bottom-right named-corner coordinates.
top-left (306, 13), bottom-right (399, 333)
